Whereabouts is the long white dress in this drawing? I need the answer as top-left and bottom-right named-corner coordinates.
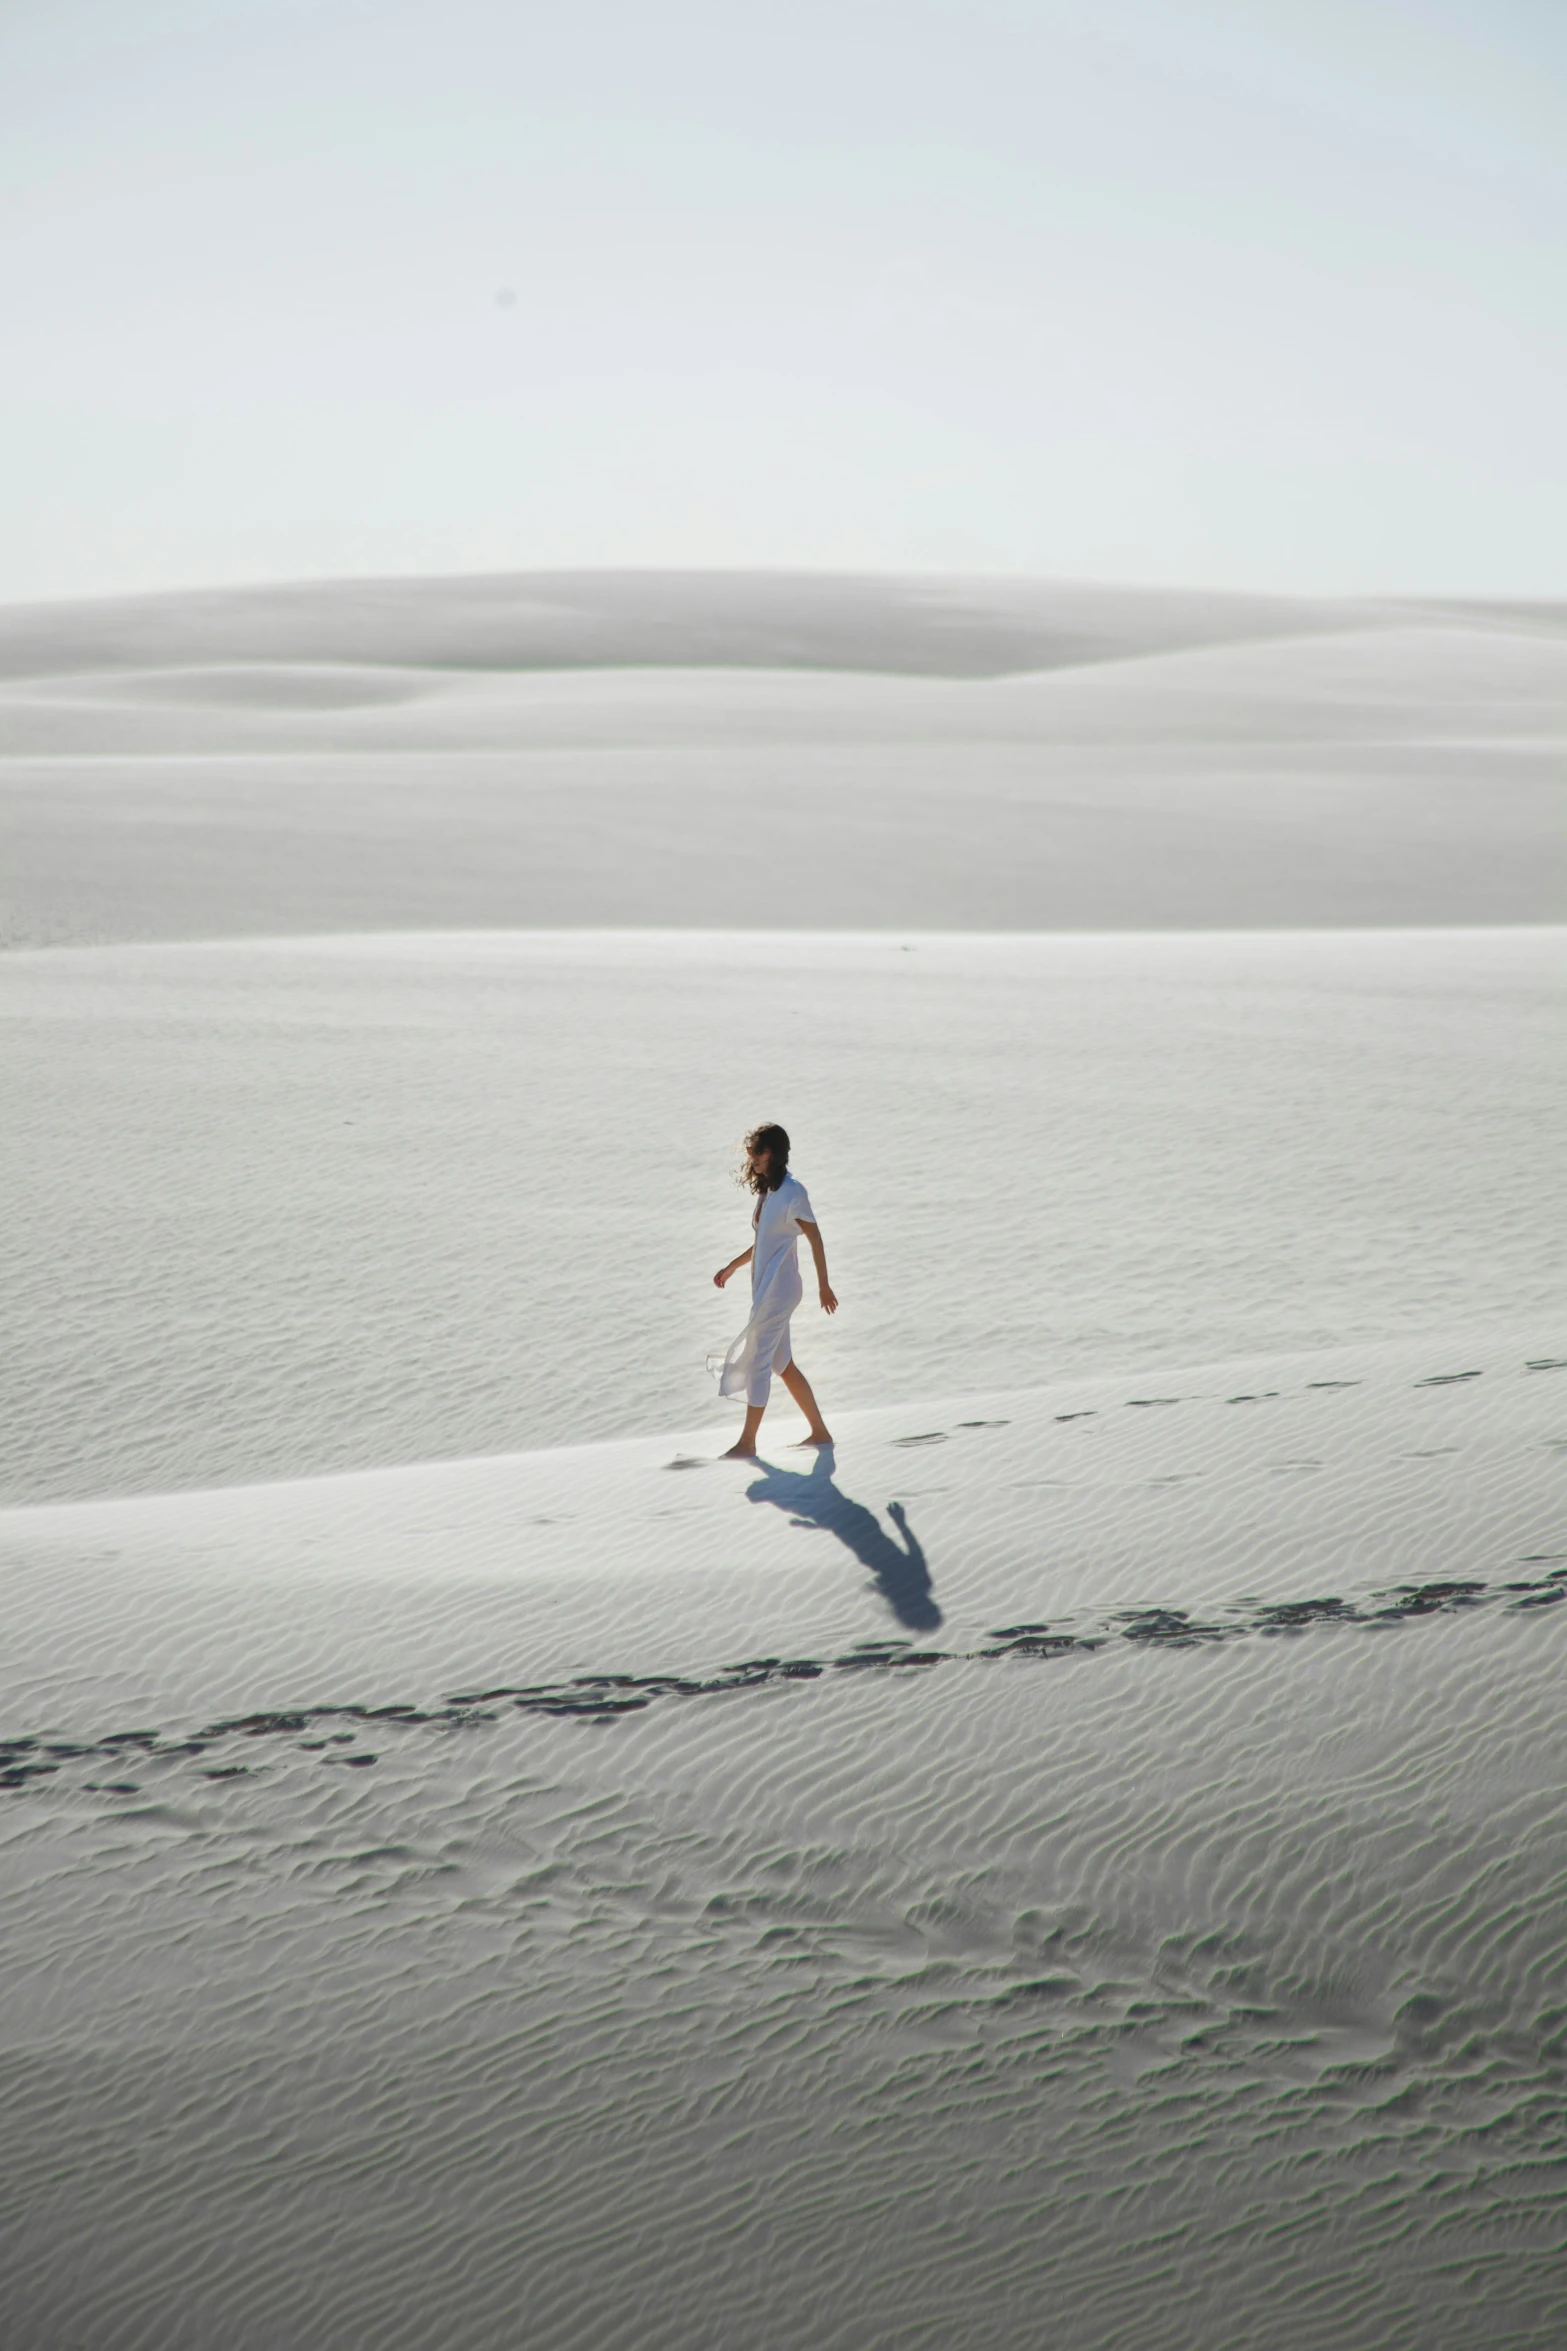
top-left (716, 1171), bottom-right (816, 1409)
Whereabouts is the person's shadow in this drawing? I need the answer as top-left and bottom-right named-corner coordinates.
top-left (744, 1448), bottom-right (942, 1633)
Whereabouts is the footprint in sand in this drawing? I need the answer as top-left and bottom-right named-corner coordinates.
top-left (15, 1554), bottom-right (1567, 1811)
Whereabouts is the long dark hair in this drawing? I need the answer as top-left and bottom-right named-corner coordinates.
top-left (741, 1122), bottom-right (790, 1195)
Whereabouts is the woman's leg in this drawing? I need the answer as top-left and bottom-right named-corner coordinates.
top-left (780, 1359), bottom-right (832, 1445)
top-left (723, 1402), bottom-right (767, 1458)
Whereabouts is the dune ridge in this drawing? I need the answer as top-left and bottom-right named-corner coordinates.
top-left (2, 574), bottom-right (1561, 944)
top-left (2, 1324), bottom-right (1554, 1699)
top-left (3, 1329), bottom-right (1559, 1763)
top-left (0, 567), bottom-right (1471, 684)
top-left (5, 623), bottom-right (1567, 754)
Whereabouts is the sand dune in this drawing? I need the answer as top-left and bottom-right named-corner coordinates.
top-left (3, 1335), bottom-right (1563, 2349)
top-left (5, 572), bottom-right (1564, 2347)
top-left (5, 622), bottom-right (1567, 754)
top-left (3, 1330), bottom-right (1554, 1715)
top-left (5, 929), bottom-right (1559, 1504)
top-left (2, 606), bottom-right (1562, 941)
top-left (0, 567), bottom-right (1427, 685)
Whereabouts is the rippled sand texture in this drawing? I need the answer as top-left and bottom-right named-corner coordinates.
top-left (2, 571), bottom-right (1564, 944)
top-left (3, 941), bottom-right (1565, 2348)
top-left (3, 1338), bottom-right (1566, 2351)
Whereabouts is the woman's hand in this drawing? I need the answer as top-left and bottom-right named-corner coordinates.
top-left (798, 1220), bottom-right (834, 1317)
top-left (714, 1246), bottom-right (753, 1290)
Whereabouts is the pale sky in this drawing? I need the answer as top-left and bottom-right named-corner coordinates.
top-left (3, 0), bottom-right (1562, 602)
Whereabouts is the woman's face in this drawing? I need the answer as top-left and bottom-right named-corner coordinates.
top-left (748, 1143), bottom-right (772, 1181)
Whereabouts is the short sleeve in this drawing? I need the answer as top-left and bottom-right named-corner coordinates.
top-left (789, 1179), bottom-right (815, 1226)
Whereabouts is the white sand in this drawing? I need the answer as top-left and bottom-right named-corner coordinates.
top-left (5, 928), bottom-right (1559, 1503)
top-left (0, 569), bottom-right (1453, 682)
top-left (2, 574), bottom-right (1564, 2348)
top-left (1, 574), bottom-right (1562, 944)
top-left (3, 1337), bottom-right (1563, 2348)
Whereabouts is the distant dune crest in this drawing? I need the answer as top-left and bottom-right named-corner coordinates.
top-left (1, 566), bottom-right (1563, 684)
top-left (1, 572), bottom-right (1561, 945)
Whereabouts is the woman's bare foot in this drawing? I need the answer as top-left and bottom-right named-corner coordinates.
top-left (721, 1442), bottom-right (759, 1459)
top-left (791, 1430), bottom-right (833, 1448)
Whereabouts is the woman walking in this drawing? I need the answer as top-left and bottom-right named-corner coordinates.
top-left (713, 1123), bottom-right (836, 1458)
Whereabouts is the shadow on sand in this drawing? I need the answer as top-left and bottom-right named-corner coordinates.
top-left (744, 1448), bottom-right (942, 1633)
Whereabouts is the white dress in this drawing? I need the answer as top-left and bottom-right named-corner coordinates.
top-left (717, 1172), bottom-right (816, 1409)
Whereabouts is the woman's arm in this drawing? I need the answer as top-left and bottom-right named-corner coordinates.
top-left (797, 1220), bottom-right (837, 1314)
top-left (713, 1246), bottom-right (753, 1290)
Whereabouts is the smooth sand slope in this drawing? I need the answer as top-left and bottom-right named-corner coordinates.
top-left (0, 572), bottom-right (1562, 943)
top-left (5, 929), bottom-right (1560, 1504)
top-left (0, 568), bottom-right (1485, 681)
